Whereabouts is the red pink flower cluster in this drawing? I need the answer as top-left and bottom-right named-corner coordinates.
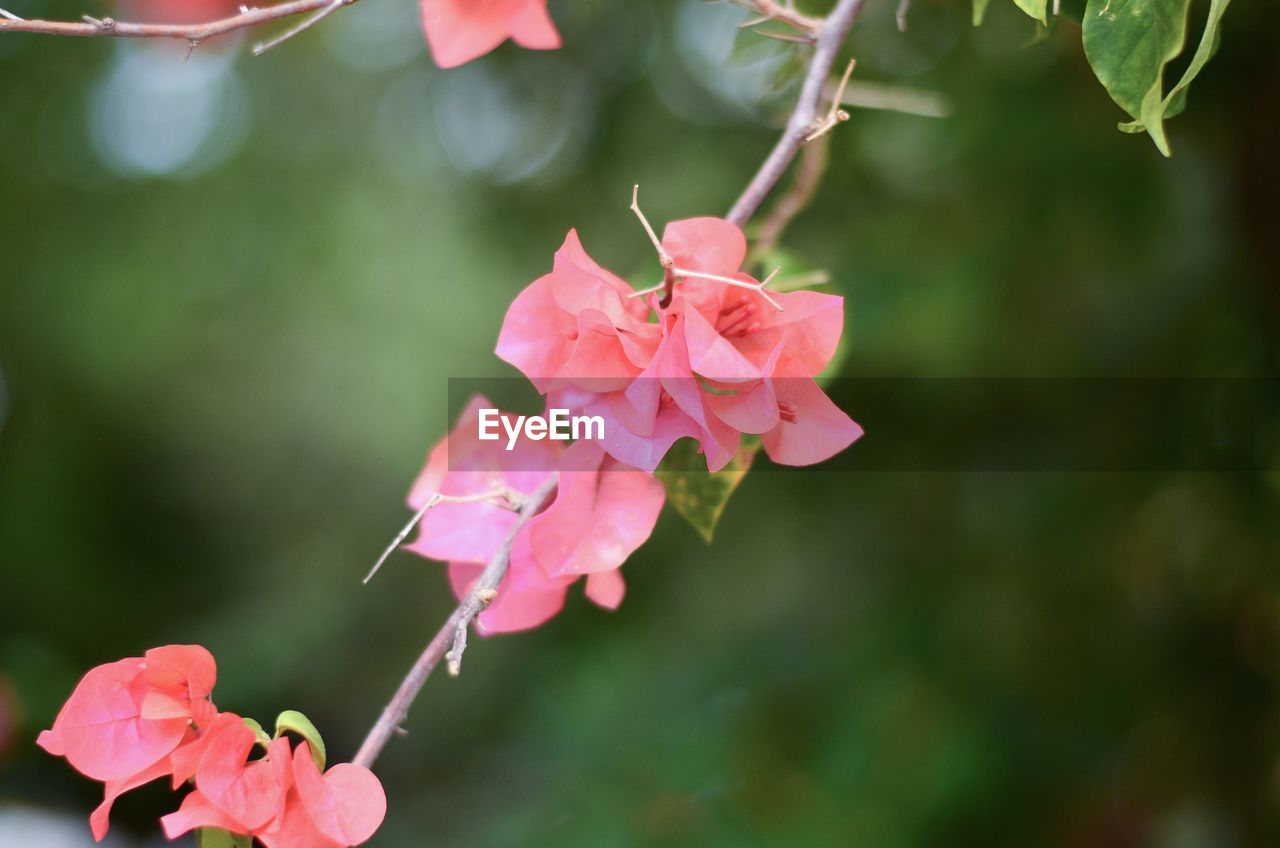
top-left (37, 645), bottom-right (385, 847)
top-left (402, 211), bottom-right (859, 632)
top-left (496, 216), bottom-right (862, 472)
top-left (405, 395), bottom-right (665, 633)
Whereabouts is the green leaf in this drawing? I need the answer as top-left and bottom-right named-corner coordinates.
top-left (973, 0), bottom-right (992, 26)
top-left (196, 828), bottom-right (252, 848)
top-left (656, 437), bottom-right (759, 543)
top-left (242, 717), bottom-right (271, 749)
top-left (1013, 0), bottom-right (1049, 24)
top-left (274, 710), bottom-right (325, 770)
top-left (1161, 0), bottom-right (1231, 120)
top-left (1082, 0), bottom-right (1196, 156)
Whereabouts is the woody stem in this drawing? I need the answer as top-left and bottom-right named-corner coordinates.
top-left (726, 0), bottom-right (868, 228)
top-left (351, 475), bottom-right (558, 770)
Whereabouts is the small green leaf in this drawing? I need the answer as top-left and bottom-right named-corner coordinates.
top-left (1159, 0), bottom-right (1231, 120)
top-left (656, 438), bottom-right (759, 543)
top-left (972, 0), bottom-right (992, 26)
top-left (242, 717), bottom-right (271, 749)
top-left (196, 828), bottom-right (252, 848)
top-left (1013, 0), bottom-right (1048, 24)
top-left (274, 710), bottom-right (325, 770)
top-left (1083, 0), bottom-right (1196, 155)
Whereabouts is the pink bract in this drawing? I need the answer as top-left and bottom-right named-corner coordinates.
top-left (420, 0), bottom-right (560, 69)
top-left (496, 218), bottom-right (862, 472)
top-left (407, 400), bottom-right (665, 634)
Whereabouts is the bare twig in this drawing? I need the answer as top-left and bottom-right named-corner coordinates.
top-left (731, 0), bottom-right (821, 37)
top-left (727, 0), bottom-right (869, 227)
top-left (251, 0), bottom-right (347, 55)
top-left (752, 134), bottom-right (830, 259)
top-left (0, 8), bottom-right (24, 21)
top-left (351, 475), bottom-right (558, 770)
top-left (803, 58), bottom-right (856, 141)
top-left (0, 0), bottom-right (358, 51)
top-left (896, 0), bottom-right (910, 32)
top-left (363, 488), bottom-right (519, 585)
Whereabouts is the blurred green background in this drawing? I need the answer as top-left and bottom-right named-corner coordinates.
top-left (1, 0), bottom-right (1278, 845)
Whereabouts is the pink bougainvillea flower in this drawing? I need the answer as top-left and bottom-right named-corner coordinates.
top-left (89, 730), bottom-right (194, 841)
top-left (194, 718), bottom-right (292, 832)
top-left (496, 229), bottom-right (660, 395)
top-left (420, 0), bottom-right (560, 69)
top-left (290, 742), bottom-right (386, 846)
top-left (497, 217), bottom-right (861, 471)
top-left (37, 645), bottom-right (217, 783)
top-left (165, 737), bottom-right (384, 848)
top-left (407, 400), bottom-right (665, 634)
top-left (159, 788), bottom-right (253, 841)
top-left (405, 394), bottom-right (560, 566)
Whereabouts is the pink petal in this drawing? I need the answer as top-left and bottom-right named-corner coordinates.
top-left (550, 230), bottom-right (649, 328)
top-left (585, 570), bottom-right (626, 610)
top-left (420, 0), bottom-right (559, 69)
top-left (588, 399), bottom-right (700, 473)
top-left (679, 303), bottom-right (761, 382)
top-left (451, 548), bottom-right (572, 635)
top-left (559, 310), bottom-right (644, 393)
top-left (292, 743), bottom-right (387, 846)
top-left (733, 290), bottom-right (845, 376)
top-left (661, 217), bottom-right (747, 280)
top-left (195, 719), bottom-right (289, 831)
top-left (143, 644), bottom-right (216, 701)
top-left (160, 790), bottom-right (250, 840)
top-left (257, 788), bottom-right (344, 848)
top-left (761, 377), bottom-right (863, 466)
top-left (40, 658), bottom-right (190, 782)
top-left (89, 743), bottom-right (178, 841)
top-left (495, 273), bottom-right (578, 393)
top-left (527, 442), bottom-right (665, 578)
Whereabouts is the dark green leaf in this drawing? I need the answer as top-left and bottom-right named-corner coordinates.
top-left (656, 438), bottom-right (759, 543)
top-left (274, 710), bottom-right (325, 770)
top-left (1082, 0), bottom-right (1192, 155)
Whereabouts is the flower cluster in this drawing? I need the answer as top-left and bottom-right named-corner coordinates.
top-left (496, 216), bottom-right (862, 472)
top-left (405, 395), bottom-right (666, 633)
top-left (37, 645), bottom-right (385, 847)
top-left (420, 0), bottom-right (559, 68)
top-left (400, 209), bottom-right (859, 632)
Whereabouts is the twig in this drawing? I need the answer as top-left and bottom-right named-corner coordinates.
top-left (727, 0), bottom-right (869, 227)
top-left (803, 58), bottom-right (856, 141)
top-left (896, 0), bottom-right (910, 32)
top-left (731, 0), bottom-right (821, 37)
top-left (363, 488), bottom-right (519, 585)
top-left (752, 134), bottom-right (830, 259)
top-left (0, 0), bottom-right (358, 51)
top-left (251, 0), bottom-right (346, 55)
top-left (0, 8), bottom-right (24, 21)
top-left (351, 476), bottom-right (558, 770)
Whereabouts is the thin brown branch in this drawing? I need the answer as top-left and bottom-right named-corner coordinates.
top-left (727, 0), bottom-right (868, 228)
top-left (752, 133), bottom-right (830, 259)
top-left (351, 475), bottom-right (558, 770)
top-left (0, 0), bottom-right (356, 50)
top-left (732, 0), bottom-right (821, 37)
top-left (896, 0), bottom-right (910, 32)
